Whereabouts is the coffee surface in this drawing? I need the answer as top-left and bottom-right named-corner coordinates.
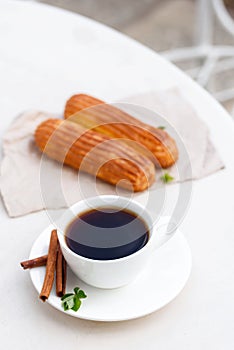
top-left (65, 208), bottom-right (149, 260)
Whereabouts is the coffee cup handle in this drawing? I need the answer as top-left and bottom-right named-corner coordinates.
top-left (150, 216), bottom-right (177, 251)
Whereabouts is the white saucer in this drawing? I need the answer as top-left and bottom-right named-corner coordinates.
top-left (29, 225), bottom-right (192, 322)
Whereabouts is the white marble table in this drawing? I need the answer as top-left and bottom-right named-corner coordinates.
top-left (0, 1), bottom-right (234, 349)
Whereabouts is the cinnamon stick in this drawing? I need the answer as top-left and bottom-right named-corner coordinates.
top-left (20, 255), bottom-right (48, 269)
top-left (39, 230), bottom-right (58, 302)
top-left (56, 243), bottom-right (67, 296)
top-left (56, 245), bottom-right (63, 297)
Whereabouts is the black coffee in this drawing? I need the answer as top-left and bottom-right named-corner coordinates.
top-left (65, 208), bottom-right (149, 260)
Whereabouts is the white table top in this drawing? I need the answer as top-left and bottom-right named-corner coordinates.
top-left (1, 1), bottom-right (234, 349)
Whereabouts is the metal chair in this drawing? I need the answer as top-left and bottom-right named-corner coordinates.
top-left (162, 0), bottom-right (234, 102)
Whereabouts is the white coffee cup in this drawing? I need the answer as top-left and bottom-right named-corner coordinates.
top-left (57, 195), bottom-right (176, 289)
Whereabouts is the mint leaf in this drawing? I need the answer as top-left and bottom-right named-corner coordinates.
top-left (74, 287), bottom-right (80, 295)
top-left (63, 303), bottom-right (69, 311)
top-left (61, 286), bottom-right (87, 313)
top-left (72, 296), bottom-right (81, 312)
top-left (61, 293), bottom-right (73, 301)
top-left (158, 126), bottom-right (165, 130)
top-left (77, 290), bottom-right (87, 299)
top-left (62, 295), bottom-right (74, 303)
top-left (161, 172), bottom-right (174, 183)
top-left (66, 297), bottom-right (75, 309)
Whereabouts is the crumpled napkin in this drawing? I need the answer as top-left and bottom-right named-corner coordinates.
top-left (0, 89), bottom-right (224, 217)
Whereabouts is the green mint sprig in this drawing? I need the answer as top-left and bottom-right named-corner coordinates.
top-left (158, 126), bottom-right (166, 130)
top-left (61, 287), bottom-right (87, 312)
top-left (161, 172), bottom-right (174, 183)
